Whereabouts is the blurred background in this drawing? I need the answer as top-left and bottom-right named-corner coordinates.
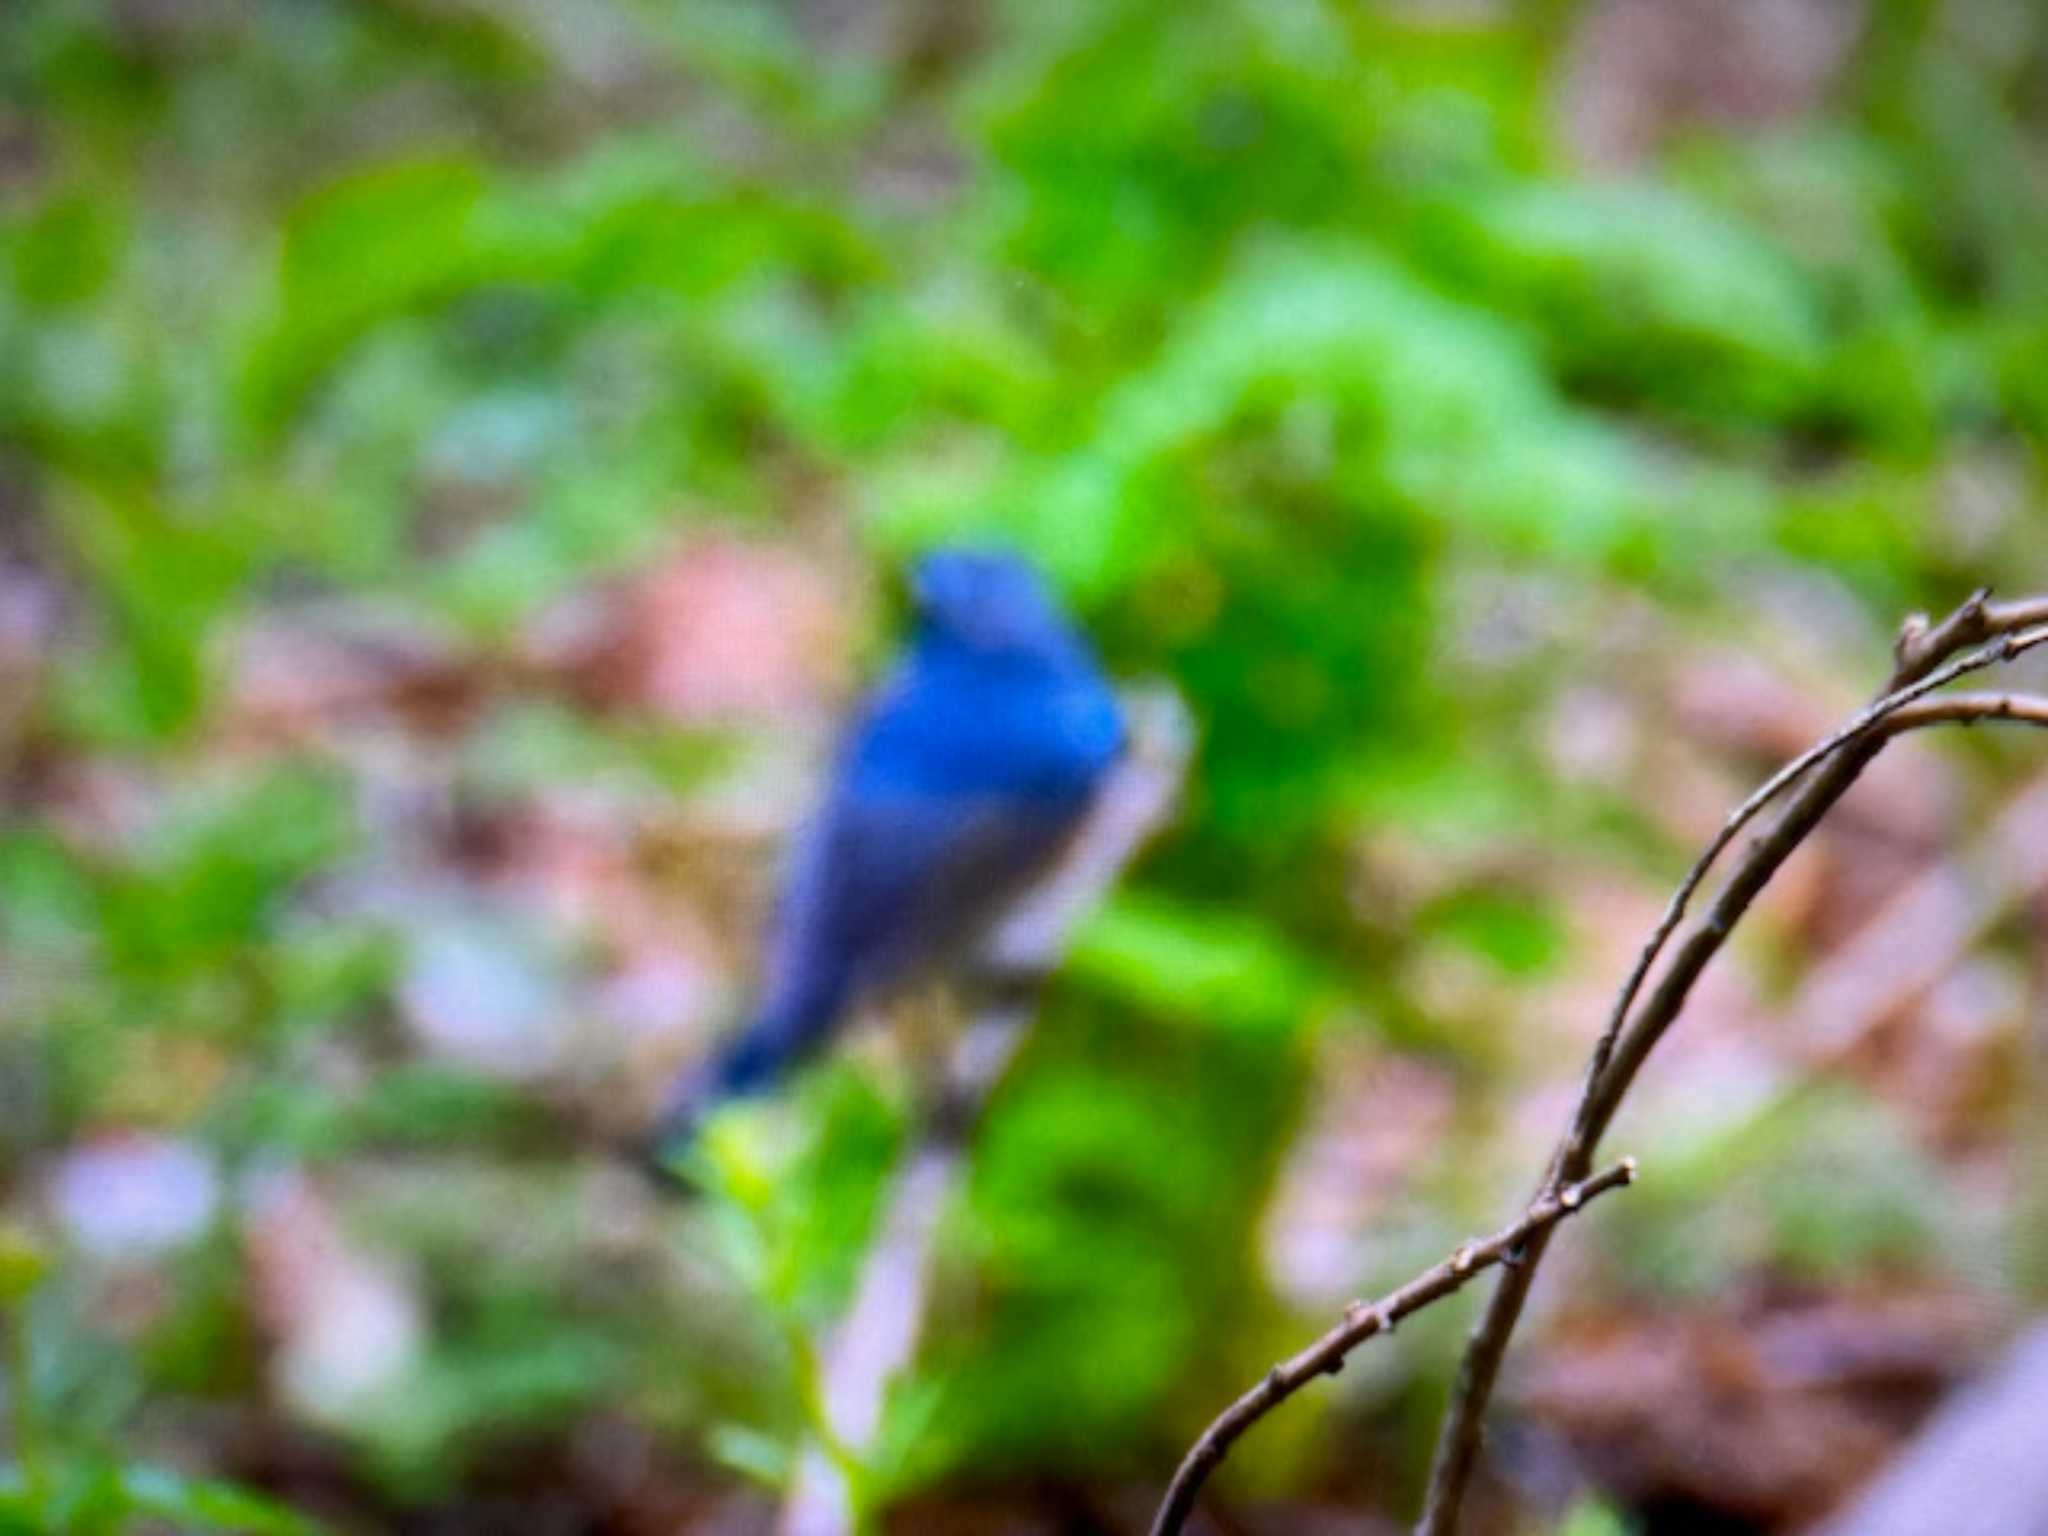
top-left (4, 0), bottom-right (2048, 1531)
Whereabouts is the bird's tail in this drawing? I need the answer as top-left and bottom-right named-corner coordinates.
top-left (644, 973), bottom-right (849, 1183)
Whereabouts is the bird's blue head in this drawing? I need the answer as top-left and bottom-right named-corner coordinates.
top-left (909, 548), bottom-right (1082, 662)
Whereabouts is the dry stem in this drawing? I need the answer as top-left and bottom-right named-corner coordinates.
top-left (1145, 589), bottom-right (2048, 1536)
top-left (1148, 1160), bottom-right (1636, 1536)
top-left (1416, 595), bottom-right (2048, 1535)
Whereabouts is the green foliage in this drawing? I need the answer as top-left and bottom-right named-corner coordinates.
top-left (911, 1002), bottom-right (1295, 1483)
top-left (0, 1463), bottom-right (318, 1536)
top-left (0, 1239), bottom-right (316, 1536)
top-left (701, 1069), bottom-right (906, 1328)
top-left (1421, 888), bottom-right (1568, 978)
top-left (1411, 180), bottom-right (1830, 427)
top-left (1071, 894), bottom-right (1332, 1033)
top-left (1556, 1499), bottom-right (1637, 1536)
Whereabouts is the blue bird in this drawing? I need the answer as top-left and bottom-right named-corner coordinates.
top-left (652, 547), bottom-right (1125, 1160)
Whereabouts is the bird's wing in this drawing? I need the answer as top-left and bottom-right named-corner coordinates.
top-left (762, 781), bottom-right (1083, 1018)
top-left (659, 787), bottom-right (1073, 1139)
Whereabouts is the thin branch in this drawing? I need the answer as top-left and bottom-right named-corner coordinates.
top-left (1575, 620), bottom-right (2048, 1111)
top-left (1418, 721), bottom-right (1888, 1534)
top-left (1143, 597), bottom-right (2048, 1536)
top-left (1148, 1160), bottom-right (1638, 1536)
top-left (1415, 596), bottom-right (2048, 1536)
top-left (1885, 586), bottom-right (2048, 680)
top-left (1879, 691), bottom-right (2048, 736)
top-left (1986, 596), bottom-right (2048, 631)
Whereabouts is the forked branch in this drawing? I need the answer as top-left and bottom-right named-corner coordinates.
top-left (1146, 588), bottom-right (2048, 1536)
top-left (1148, 1159), bottom-right (1636, 1536)
top-left (1416, 593), bottom-right (2048, 1536)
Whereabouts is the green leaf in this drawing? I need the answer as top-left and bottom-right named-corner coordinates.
top-left (0, 1226), bottom-right (50, 1304)
top-left (1557, 1498), bottom-right (1635, 1536)
top-left (8, 191), bottom-right (124, 311)
top-left (704, 1423), bottom-right (793, 1488)
top-left (241, 157), bottom-right (502, 437)
top-left (1418, 181), bottom-right (1830, 417)
top-left (119, 1466), bottom-right (323, 1534)
top-left (1070, 894), bottom-right (1332, 1035)
top-left (1422, 889), bottom-right (1568, 977)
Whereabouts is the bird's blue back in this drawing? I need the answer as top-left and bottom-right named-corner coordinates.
top-left (654, 549), bottom-right (1123, 1146)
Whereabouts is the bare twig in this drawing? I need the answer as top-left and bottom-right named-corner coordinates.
top-left (1142, 602), bottom-right (2048, 1536)
top-left (1137, 600), bottom-right (2048, 1536)
top-left (1577, 622), bottom-right (2048, 1111)
top-left (1414, 596), bottom-right (2048, 1536)
top-left (1148, 1159), bottom-right (1637, 1536)
top-left (1422, 735), bottom-right (1886, 1533)
top-left (1879, 691), bottom-right (2048, 736)
top-left (1970, 595), bottom-right (2048, 648)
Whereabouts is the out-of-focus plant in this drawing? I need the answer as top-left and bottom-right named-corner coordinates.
top-left (0, 1226), bottom-right (313, 1535)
